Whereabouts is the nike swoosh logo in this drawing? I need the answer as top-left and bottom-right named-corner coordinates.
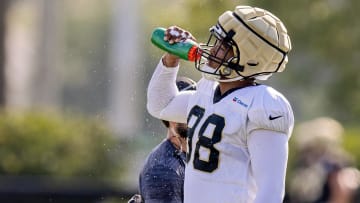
top-left (269, 115), bottom-right (283, 120)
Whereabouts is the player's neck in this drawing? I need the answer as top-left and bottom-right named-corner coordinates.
top-left (218, 79), bottom-right (256, 95)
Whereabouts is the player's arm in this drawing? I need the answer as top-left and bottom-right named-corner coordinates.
top-left (147, 54), bottom-right (178, 117)
top-left (247, 87), bottom-right (294, 203)
top-left (147, 56), bottom-right (194, 123)
top-left (248, 129), bottom-right (289, 203)
top-left (127, 194), bottom-right (143, 203)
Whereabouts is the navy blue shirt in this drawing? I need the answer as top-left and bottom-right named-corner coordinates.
top-left (139, 139), bottom-right (186, 203)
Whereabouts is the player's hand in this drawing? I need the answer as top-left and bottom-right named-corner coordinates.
top-left (127, 194), bottom-right (142, 203)
top-left (164, 25), bottom-right (196, 44)
top-left (162, 26), bottom-right (196, 67)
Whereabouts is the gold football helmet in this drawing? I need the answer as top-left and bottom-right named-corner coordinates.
top-left (196, 6), bottom-right (292, 82)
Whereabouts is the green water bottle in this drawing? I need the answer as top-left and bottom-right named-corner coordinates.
top-left (151, 27), bottom-right (201, 61)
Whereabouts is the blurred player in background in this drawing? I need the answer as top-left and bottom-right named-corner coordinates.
top-left (285, 117), bottom-right (360, 203)
top-left (129, 77), bottom-right (196, 203)
top-left (147, 5), bottom-right (294, 203)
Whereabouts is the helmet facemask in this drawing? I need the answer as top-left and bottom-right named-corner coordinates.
top-left (195, 24), bottom-right (245, 82)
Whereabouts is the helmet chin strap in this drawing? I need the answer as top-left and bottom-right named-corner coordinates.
top-left (200, 64), bottom-right (245, 82)
top-left (200, 63), bottom-right (273, 82)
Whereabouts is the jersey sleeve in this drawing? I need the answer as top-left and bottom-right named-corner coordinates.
top-left (248, 129), bottom-right (289, 203)
top-left (147, 58), bottom-right (194, 123)
top-left (247, 86), bottom-right (294, 136)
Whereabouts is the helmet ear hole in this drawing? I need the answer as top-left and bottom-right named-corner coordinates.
top-left (247, 60), bottom-right (259, 66)
top-left (228, 58), bottom-right (244, 72)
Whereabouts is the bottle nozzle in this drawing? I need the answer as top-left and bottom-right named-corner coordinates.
top-left (187, 46), bottom-right (202, 62)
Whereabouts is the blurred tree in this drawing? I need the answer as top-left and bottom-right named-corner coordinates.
top-left (32, 0), bottom-right (63, 109)
top-left (0, 0), bottom-right (9, 107)
top-left (61, 1), bottom-right (111, 115)
top-left (107, 0), bottom-right (143, 137)
top-left (0, 111), bottom-right (124, 178)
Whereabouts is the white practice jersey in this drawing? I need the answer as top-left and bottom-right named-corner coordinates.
top-left (184, 78), bottom-right (293, 203)
top-left (147, 61), bottom-right (294, 203)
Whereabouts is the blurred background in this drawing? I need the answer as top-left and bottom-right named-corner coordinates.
top-left (0, 0), bottom-right (359, 202)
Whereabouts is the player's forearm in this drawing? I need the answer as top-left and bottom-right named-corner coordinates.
top-left (254, 183), bottom-right (285, 203)
top-left (146, 57), bottom-right (179, 118)
top-left (249, 130), bottom-right (289, 203)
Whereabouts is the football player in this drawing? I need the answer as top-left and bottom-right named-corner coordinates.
top-left (131, 77), bottom-right (196, 203)
top-left (147, 5), bottom-right (294, 203)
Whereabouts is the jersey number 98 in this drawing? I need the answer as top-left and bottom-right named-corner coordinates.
top-left (187, 105), bottom-right (224, 173)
